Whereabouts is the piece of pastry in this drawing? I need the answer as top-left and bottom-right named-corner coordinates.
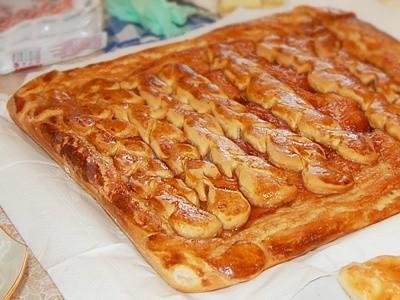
top-left (339, 256), bottom-right (400, 300)
top-left (7, 6), bottom-right (400, 292)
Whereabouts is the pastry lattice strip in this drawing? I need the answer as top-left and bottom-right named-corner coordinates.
top-left (155, 62), bottom-right (354, 195)
top-left (127, 102), bottom-right (252, 231)
top-left (123, 72), bottom-right (296, 210)
top-left (311, 30), bottom-right (400, 104)
top-left (30, 85), bottom-right (227, 239)
top-left (256, 34), bottom-right (400, 141)
top-left (208, 43), bottom-right (378, 165)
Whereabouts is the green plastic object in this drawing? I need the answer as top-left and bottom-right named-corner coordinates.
top-left (106, 0), bottom-right (196, 37)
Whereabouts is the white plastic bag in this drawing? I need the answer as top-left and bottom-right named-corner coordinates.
top-left (0, 0), bottom-right (106, 74)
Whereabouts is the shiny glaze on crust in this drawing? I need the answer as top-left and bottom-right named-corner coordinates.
top-left (339, 256), bottom-right (400, 300)
top-left (8, 6), bottom-right (400, 292)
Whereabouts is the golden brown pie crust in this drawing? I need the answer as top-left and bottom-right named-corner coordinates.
top-left (7, 6), bottom-right (400, 292)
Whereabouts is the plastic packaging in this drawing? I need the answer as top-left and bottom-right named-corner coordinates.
top-left (0, 0), bottom-right (106, 74)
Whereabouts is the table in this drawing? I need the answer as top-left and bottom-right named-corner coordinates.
top-left (0, 53), bottom-right (100, 300)
top-left (0, 208), bottom-right (63, 300)
top-left (0, 66), bottom-right (65, 299)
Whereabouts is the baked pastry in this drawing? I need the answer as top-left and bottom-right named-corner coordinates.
top-left (7, 6), bottom-right (400, 292)
top-left (339, 256), bottom-right (400, 300)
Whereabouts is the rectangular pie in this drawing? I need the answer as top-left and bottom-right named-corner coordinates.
top-left (7, 6), bottom-right (400, 292)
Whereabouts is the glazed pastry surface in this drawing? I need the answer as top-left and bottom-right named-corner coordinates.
top-left (8, 6), bottom-right (400, 292)
top-left (339, 256), bottom-right (400, 300)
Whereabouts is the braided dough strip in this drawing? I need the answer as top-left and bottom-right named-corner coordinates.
top-left (208, 44), bottom-right (377, 165)
top-left (159, 62), bottom-right (354, 194)
top-left (123, 71), bottom-right (295, 209)
top-left (256, 33), bottom-right (400, 141)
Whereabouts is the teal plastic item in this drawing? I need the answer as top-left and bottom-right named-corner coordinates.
top-left (106, 0), bottom-right (196, 37)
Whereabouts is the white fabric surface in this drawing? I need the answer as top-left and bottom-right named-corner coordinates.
top-left (1, 1), bottom-right (400, 299)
